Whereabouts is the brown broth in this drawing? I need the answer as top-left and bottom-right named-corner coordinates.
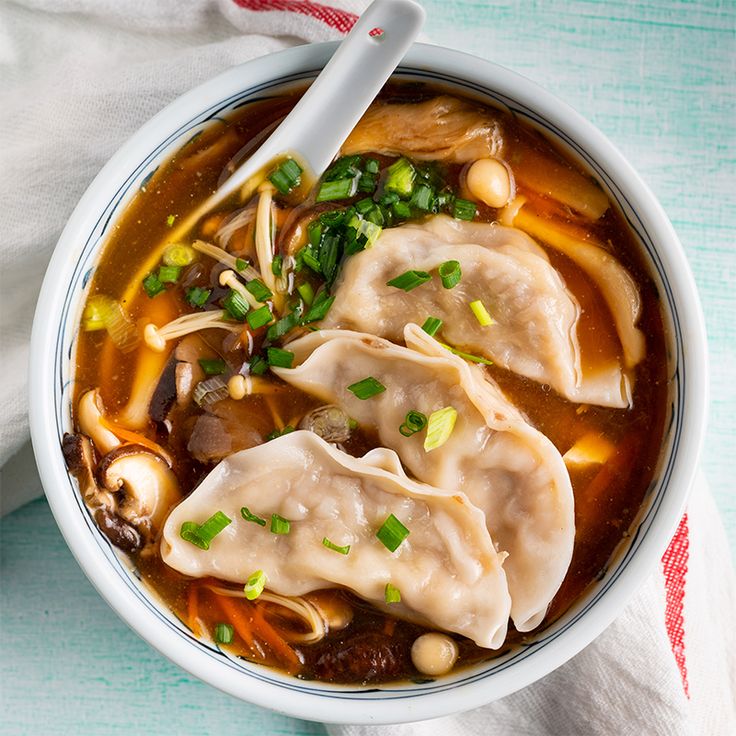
top-left (71, 83), bottom-right (669, 684)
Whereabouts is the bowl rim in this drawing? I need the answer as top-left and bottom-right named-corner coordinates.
top-left (28, 40), bottom-right (708, 725)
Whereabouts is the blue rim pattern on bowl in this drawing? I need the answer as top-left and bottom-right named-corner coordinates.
top-left (50, 65), bottom-right (683, 700)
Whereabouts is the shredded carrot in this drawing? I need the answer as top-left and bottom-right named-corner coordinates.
top-left (215, 593), bottom-right (255, 648)
top-left (252, 604), bottom-right (301, 672)
top-left (264, 394), bottom-right (285, 430)
top-left (187, 584), bottom-right (201, 637)
top-left (99, 415), bottom-right (174, 465)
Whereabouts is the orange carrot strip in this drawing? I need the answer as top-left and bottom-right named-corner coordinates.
top-left (215, 594), bottom-right (255, 648)
top-left (252, 604), bottom-right (301, 672)
top-left (98, 415), bottom-right (174, 465)
top-left (187, 584), bottom-right (201, 637)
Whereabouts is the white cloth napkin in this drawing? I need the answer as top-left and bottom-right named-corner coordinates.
top-left (1, 2), bottom-right (734, 734)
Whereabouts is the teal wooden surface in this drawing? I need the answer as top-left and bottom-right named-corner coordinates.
top-left (1, 1), bottom-right (733, 735)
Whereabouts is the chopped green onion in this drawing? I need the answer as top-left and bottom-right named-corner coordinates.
top-left (376, 514), bottom-right (410, 552)
top-left (266, 311), bottom-right (300, 341)
top-left (319, 233), bottom-right (340, 286)
top-left (348, 215), bottom-right (382, 249)
top-left (185, 286), bottom-right (211, 308)
top-left (355, 198), bottom-right (374, 215)
top-left (180, 511), bottom-right (231, 550)
top-left (82, 295), bottom-right (114, 331)
top-left (166, 214), bottom-right (176, 227)
top-left (365, 158), bottom-right (380, 174)
top-left (421, 317), bottom-right (443, 337)
top-left (438, 260), bottom-right (462, 289)
top-left (301, 246), bottom-right (322, 274)
top-left (266, 425), bottom-right (295, 441)
top-left (246, 304), bottom-right (273, 330)
top-left (453, 198), bottom-right (477, 221)
top-left (384, 158), bottom-right (416, 198)
top-left (249, 354), bottom-right (269, 375)
top-left (438, 343), bottom-right (494, 365)
top-left (269, 158), bottom-right (303, 194)
top-left (469, 299), bottom-right (494, 327)
top-left (307, 220), bottom-right (322, 248)
top-left (158, 265), bottom-right (182, 283)
top-left (301, 292), bottom-right (335, 324)
top-left (271, 254), bottom-right (283, 276)
top-left (214, 622), bottom-right (234, 644)
top-left (244, 570), bottom-right (267, 600)
top-left (266, 347), bottom-right (294, 369)
top-left (357, 171), bottom-right (377, 193)
top-left (236, 257), bottom-right (248, 272)
top-left (322, 537), bottom-right (351, 555)
top-left (347, 376), bottom-right (386, 400)
top-left (245, 278), bottom-right (273, 302)
top-left (270, 514), bottom-right (291, 535)
top-left (222, 289), bottom-right (249, 322)
top-left (198, 358), bottom-right (227, 376)
top-left (424, 407), bottom-right (458, 452)
top-left (379, 192), bottom-right (400, 207)
top-left (384, 583), bottom-right (402, 604)
top-left (386, 270), bottom-right (431, 292)
top-left (142, 272), bottom-right (165, 298)
top-left (163, 244), bottom-right (196, 267)
top-left (411, 184), bottom-right (434, 211)
top-left (297, 282), bottom-right (315, 306)
top-left (240, 506), bottom-right (266, 527)
top-left (399, 410), bottom-right (428, 437)
top-left (316, 177), bottom-right (358, 202)
top-left (392, 201), bottom-right (412, 219)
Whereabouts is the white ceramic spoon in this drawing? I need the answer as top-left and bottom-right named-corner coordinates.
top-left (174, 0), bottom-right (425, 238)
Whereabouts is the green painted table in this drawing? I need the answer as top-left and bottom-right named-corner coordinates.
top-left (2, 1), bottom-right (733, 733)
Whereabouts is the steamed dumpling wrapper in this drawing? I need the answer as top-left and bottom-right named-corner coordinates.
top-left (161, 431), bottom-right (511, 649)
top-left (321, 216), bottom-right (635, 408)
top-left (274, 326), bottom-right (575, 632)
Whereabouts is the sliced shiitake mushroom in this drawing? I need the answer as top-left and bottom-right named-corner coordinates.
top-left (62, 432), bottom-right (115, 510)
top-left (97, 444), bottom-right (181, 538)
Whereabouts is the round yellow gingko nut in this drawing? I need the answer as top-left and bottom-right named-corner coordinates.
top-left (410, 632), bottom-right (459, 676)
top-left (465, 157), bottom-right (513, 208)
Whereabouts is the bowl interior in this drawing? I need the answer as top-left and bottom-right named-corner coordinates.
top-left (29, 42), bottom-right (705, 724)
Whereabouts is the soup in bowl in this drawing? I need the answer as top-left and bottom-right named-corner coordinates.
top-left (29, 42), bottom-right (706, 724)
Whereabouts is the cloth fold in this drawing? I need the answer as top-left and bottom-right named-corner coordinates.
top-left (1, 2), bottom-right (733, 734)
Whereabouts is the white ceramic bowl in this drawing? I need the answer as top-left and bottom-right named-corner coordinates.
top-left (29, 42), bottom-right (708, 724)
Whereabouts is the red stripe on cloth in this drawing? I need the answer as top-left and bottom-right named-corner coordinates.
top-left (232, 0), bottom-right (358, 34)
top-left (661, 514), bottom-right (690, 697)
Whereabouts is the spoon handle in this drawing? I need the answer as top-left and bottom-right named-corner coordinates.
top-left (213, 0), bottom-right (426, 204)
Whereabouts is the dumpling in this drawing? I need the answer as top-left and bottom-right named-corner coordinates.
top-left (273, 325), bottom-right (575, 632)
top-left (341, 95), bottom-right (503, 163)
top-left (321, 215), bottom-right (633, 408)
top-left (161, 430), bottom-right (511, 649)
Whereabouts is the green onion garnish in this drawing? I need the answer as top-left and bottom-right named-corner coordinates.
top-left (266, 347), bottom-right (294, 369)
top-left (297, 282), bottom-right (315, 306)
top-left (270, 514), bottom-right (291, 535)
top-left (185, 286), bottom-right (211, 308)
top-left (469, 299), bottom-right (494, 327)
top-left (266, 311), bottom-right (300, 342)
top-left (271, 254), bottom-right (283, 276)
top-left (365, 158), bottom-right (380, 174)
top-left (424, 407), bottom-right (458, 452)
top-left (214, 623), bottom-right (234, 644)
top-left (240, 506), bottom-right (266, 527)
top-left (236, 257), bottom-right (248, 272)
top-left (316, 177), bottom-right (358, 202)
top-left (399, 410), bottom-right (428, 437)
top-left (158, 265), bottom-right (181, 283)
top-left (246, 304), bottom-right (273, 330)
top-left (438, 260), bottom-right (462, 289)
top-left (411, 184), bottom-right (434, 211)
top-left (198, 358), bottom-right (227, 376)
top-left (322, 537), bottom-right (351, 555)
top-left (222, 289), bottom-right (249, 321)
top-left (163, 244), bottom-right (196, 267)
top-left (386, 270), bottom-right (431, 292)
top-left (249, 354), bottom-right (269, 375)
top-left (347, 377), bottom-right (386, 400)
top-left (384, 158), bottom-right (416, 198)
top-left (142, 272), bottom-right (165, 298)
top-left (438, 342), bottom-right (494, 365)
top-left (301, 292), bottom-right (335, 324)
top-left (179, 511), bottom-right (231, 550)
top-left (269, 158), bottom-right (303, 195)
top-left (245, 278), bottom-right (273, 302)
top-left (166, 214), bottom-right (176, 227)
top-left (357, 171), bottom-right (377, 193)
top-left (266, 425), bottom-right (295, 441)
top-left (384, 583), bottom-right (402, 604)
top-left (302, 246), bottom-right (322, 274)
top-left (244, 569), bottom-right (267, 600)
top-left (453, 198), bottom-right (477, 221)
top-left (421, 317), bottom-right (443, 337)
top-left (376, 514), bottom-right (410, 552)
top-left (392, 201), bottom-right (412, 220)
